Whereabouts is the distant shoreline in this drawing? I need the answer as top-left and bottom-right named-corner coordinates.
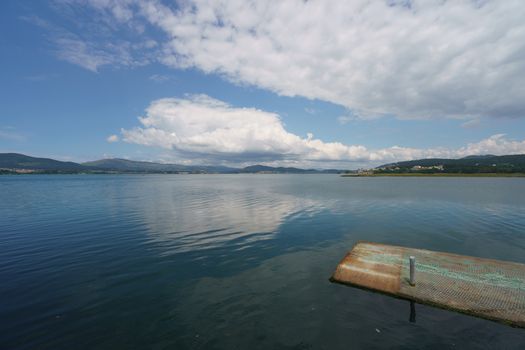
top-left (0, 171), bottom-right (339, 176)
top-left (341, 173), bottom-right (525, 177)
top-left (2, 172), bottom-right (525, 177)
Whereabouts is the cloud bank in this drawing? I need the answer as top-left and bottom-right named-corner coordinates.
top-left (122, 95), bottom-right (525, 167)
top-left (122, 94), bottom-right (370, 162)
top-left (55, 0), bottom-right (525, 119)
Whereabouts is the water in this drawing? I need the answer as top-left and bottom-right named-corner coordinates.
top-left (1, 174), bottom-right (525, 349)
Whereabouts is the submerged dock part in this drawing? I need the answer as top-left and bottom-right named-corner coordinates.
top-left (409, 256), bottom-right (416, 286)
top-left (330, 242), bottom-right (525, 328)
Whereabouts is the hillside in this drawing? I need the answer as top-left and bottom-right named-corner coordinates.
top-left (84, 159), bottom-right (341, 173)
top-left (83, 158), bottom-right (237, 173)
top-left (0, 153), bottom-right (343, 174)
top-left (0, 153), bottom-right (86, 172)
top-left (377, 154), bottom-right (525, 174)
top-left (240, 165), bottom-right (340, 174)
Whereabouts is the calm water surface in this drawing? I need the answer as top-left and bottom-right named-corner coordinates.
top-left (1, 175), bottom-right (525, 349)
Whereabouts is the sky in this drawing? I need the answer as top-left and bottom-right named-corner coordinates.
top-left (1, 0), bottom-right (525, 169)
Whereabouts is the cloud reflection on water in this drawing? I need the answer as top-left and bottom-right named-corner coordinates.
top-left (132, 176), bottom-right (329, 255)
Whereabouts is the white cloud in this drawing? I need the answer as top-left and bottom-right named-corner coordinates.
top-left (133, 0), bottom-right (525, 120)
top-left (121, 95), bottom-right (525, 167)
top-left (456, 134), bottom-right (525, 157)
top-left (122, 94), bottom-right (370, 162)
top-left (107, 134), bottom-right (119, 142)
top-left (45, 1), bottom-right (525, 119)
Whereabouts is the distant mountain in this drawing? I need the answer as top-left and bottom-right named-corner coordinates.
top-left (0, 153), bottom-right (86, 172)
top-left (241, 165), bottom-right (310, 173)
top-left (86, 159), bottom-right (341, 174)
top-left (83, 158), bottom-right (237, 173)
top-left (4, 152), bottom-right (524, 175)
top-left (0, 153), bottom-right (344, 174)
top-left (240, 165), bottom-right (340, 174)
top-left (377, 154), bottom-right (525, 174)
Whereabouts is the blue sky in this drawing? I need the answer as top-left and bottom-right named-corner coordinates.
top-left (1, 0), bottom-right (525, 168)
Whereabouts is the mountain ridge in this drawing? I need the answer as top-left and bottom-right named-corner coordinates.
top-left (0, 153), bottom-right (343, 174)
top-left (0, 153), bottom-right (86, 172)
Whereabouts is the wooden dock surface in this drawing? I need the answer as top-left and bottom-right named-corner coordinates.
top-left (330, 242), bottom-right (525, 328)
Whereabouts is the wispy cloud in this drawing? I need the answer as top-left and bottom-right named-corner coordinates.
top-left (47, 0), bottom-right (525, 120)
top-left (461, 119), bottom-right (481, 129)
top-left (53, 31), bottom-right (155, 72)
top-left (0, 127), bottom-right (26, 142)
top-left (107, 134), bottom-right (119, 143)
top-left (149, 74), bottom-right (170, 82)
top-left (21, 9), bottom-right (156, 72)
top-left (55, 36), bottom-right (114, 72)
top-left (337, 116), bottom-right (354, 125)
top-left (304, 107), bottom-right (316, 115)
top-left (23, 73), bottom-right (59, 81)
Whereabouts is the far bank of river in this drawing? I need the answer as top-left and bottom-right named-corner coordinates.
top-left (341, 173), bottom-right (525, 177)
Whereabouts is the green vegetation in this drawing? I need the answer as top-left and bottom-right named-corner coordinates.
top-left (342, 173), bottom-right (525, 177)
top-left (372, 154), bottom-right (525, 175)
top-left (0, 153), bottom-right (86, 172)
top-left (339, 154), bottom-right (525, 177)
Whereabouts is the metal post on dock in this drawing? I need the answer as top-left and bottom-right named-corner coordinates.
top-left (409, 256), bottom-right (416, 286)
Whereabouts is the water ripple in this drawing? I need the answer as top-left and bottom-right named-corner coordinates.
top-left (1, 175), bottom-right (525, 349)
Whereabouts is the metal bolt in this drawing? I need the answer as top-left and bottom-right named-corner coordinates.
top-left (409, 256), bottom-right (416, 286)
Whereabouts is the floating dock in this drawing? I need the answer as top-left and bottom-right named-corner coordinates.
top-left (330, 242), bottom-right (525, 328)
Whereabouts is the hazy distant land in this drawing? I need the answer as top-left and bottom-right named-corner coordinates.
top-left (0, 153), bottom-right (342, 175)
